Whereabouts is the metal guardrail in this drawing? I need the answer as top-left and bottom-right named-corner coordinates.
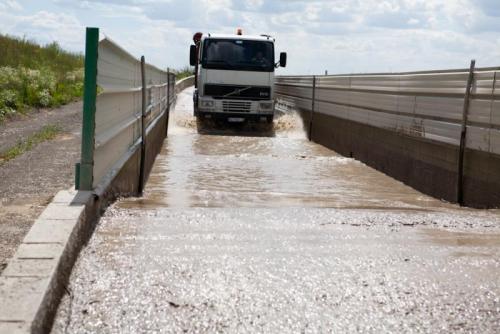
top-left (75, 27), bottom-right (176, 193)
top-left (276, 65), bottom-right (500, 152)
top-left (275, 62), bottom-right (500, 205)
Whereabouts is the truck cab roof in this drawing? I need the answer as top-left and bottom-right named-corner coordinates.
top-left (202, 34), bottom-right (275, 42)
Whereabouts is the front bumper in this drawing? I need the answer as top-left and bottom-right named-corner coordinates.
top-left (197, 111), bottom-right (273, 122)
top-left (198, 98), bottom-right (274, 116)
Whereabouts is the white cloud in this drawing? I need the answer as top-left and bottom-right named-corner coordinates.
top-left (0, 0), bottom-right (499, 73)
top-left (0, 0), bottom-right (22, 11)
top-left (2, 0), bottom-right (22, 10)
top-left (0, 10), bottom-right (84, 50)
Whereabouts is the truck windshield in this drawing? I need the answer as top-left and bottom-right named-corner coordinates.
top-left (201, 39), bottom-right (275, 72)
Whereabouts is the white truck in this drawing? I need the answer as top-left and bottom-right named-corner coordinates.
top-left (190, 30), bottom-right (287, 123)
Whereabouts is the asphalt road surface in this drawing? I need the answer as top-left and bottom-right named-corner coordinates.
top-left (52, 88), bottom-right (500, 333)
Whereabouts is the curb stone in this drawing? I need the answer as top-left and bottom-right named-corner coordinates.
top-left (0, 189), bottom-right (94, 334)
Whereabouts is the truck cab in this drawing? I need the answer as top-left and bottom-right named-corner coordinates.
top-left (190, 31), bottom-right (287, 123)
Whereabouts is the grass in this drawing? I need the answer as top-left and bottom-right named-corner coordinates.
top-left (0, 34), bottom-right (84, 123)
top-left (0, 34), bottom-right (83, 75)
top-left (0, 125), bottom-right (62, 165)
top-left (174, 66), bottom-right (194, 80)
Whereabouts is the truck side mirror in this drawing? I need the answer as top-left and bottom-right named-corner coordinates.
top-left (190, 45), bottom-right (197, 66)
top-left (279, 52), bottom-right (287, 68)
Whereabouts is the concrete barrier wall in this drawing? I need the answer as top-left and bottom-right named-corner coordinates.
top-left (276, 68), bottom-right (500, 208)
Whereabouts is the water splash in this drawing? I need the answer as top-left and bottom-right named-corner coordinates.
top-left (273, 111), bottom-right (307, 139)
top-left (168, 86), bottom-right (307, 139)
top-left (168, 92), bottom-right (198, 135)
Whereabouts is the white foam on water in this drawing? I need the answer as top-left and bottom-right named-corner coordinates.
top-left (273, 111), bottom-right (307, 140)
top-left (169, 86), bottom-right (307, 139)
top-left (168, 89), bottom-right (198, 135)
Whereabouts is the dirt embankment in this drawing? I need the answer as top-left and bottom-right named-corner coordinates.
top-left (0, 102), bottom-right (82, 272)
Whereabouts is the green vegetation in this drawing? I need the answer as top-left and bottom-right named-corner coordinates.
top-left (0, 125), bottom-right (62, 164)
top-left (174, 66), bottom-right (194, 80)
top-left (0, 34), bottom-right (84, 122)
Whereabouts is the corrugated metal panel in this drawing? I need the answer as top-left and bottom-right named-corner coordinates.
top-left (350, 91), bottom-right (399, 113)
top-left (316, 76), bottom-right (351, 90)
top-left (350, 75), bottom-right (400, 92)
top-left (93, 120), bottom-right (138, 188)
top-left (97, 39), bottom-right (141, 90)
top-left (398, 72), bottom-right (468, 95)
top-left (488, 71), bottom-right (500, 129)
top-left (92, 37), bottom-right (171, 188)
top-left (275, 85), bottom-right (313, 101)
top-left (95, 92), bottom-right (141, 147)
top-left (491, 100), bottom-right (500, 127)
top-left (315, 89), bottom-right (350, 106)
top-left (276, 67), bottom-right (500, 154)
top-left (468, 99), bottom-right (492, 124)
top-left (316, 101), bottom-right (350, 120)
top-left (472, 71), bottom-right (495, 96)
top-left (422, 119), bottom-right (461, 145)
top-left (397, 95), bottom-right (416, 114)
top-left (414, 96), bottom-right (463, 121)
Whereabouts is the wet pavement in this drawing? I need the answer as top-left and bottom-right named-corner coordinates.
top-left (52, 88), bottom-right (500, 333)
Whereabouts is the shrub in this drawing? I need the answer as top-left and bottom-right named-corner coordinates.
top-left (0, 89), bottom-right (20, 118)
top-left (0, 34), bottom-right (84, 122)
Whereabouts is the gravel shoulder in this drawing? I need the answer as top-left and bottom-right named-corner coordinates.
top-left (0, 102), bottom-right (82, 272)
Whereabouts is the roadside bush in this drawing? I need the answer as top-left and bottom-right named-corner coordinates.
top-left (0, 89), bottom-right (20, 118)
top-left (21, 67), bottom-right (56, 106)
top-left (0, 65), bottom-right (84, 121)
top-left (0, 67), bottom-right (23, 118)
top-left (0, 34), bottom-right (84, 122)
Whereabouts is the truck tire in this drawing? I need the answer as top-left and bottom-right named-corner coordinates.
top-left (193, 90), bottom-right (199, 117)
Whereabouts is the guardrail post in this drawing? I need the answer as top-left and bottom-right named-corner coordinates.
top-left (309, 75), bottom-right (317, 141)
top-left (457, 59), bottom-right (476, 205)
top-left (138, 56), bottom-right (147, 195)
top-left (77, 27), bottom-right (99, 191)
top-left (166, 68), bottom-right (171, 133)
top-left (159, 74), bottom-right (163, 121)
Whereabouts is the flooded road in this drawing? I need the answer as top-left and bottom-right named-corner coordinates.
top-left (119, 89), bottom-right (451, 211)
top-left (53, 88), bottom-right (500, 333)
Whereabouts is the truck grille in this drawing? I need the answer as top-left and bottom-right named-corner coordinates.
top-left (205, 84), bottom-right (271, 100)
top-left (222, 101), bottom-right (251, 113)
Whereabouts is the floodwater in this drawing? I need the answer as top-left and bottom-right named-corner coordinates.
top-left (52, 88), bottom-right (500, 333)
top-left (120, 88), bottom-right (452, 211)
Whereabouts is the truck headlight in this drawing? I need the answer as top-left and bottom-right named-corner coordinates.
top-left (201, 100), bottom-right (214, 108)
top-left (259, 102), bottom-right (274, 110)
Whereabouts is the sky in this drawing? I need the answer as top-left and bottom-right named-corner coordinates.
top-left (1, 0), bottom-right (500, 75)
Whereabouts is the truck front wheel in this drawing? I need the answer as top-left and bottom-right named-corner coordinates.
top-left (193, 90), bottom-right (199, 117)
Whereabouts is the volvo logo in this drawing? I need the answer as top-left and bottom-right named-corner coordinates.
top-left (223, 86), bottom-right (252, 98)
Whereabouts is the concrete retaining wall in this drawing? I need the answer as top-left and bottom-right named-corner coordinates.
top-left (276, 70), bottom-right (500, 208)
